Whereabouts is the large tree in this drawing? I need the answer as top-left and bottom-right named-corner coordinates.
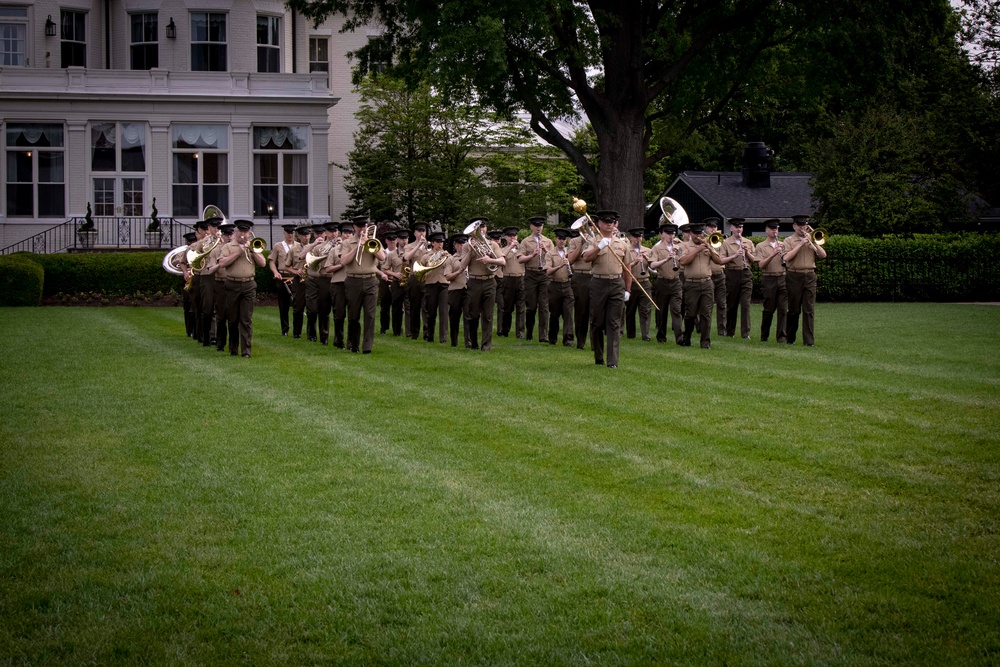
top-left (291, 0), bottom-right (950, 229)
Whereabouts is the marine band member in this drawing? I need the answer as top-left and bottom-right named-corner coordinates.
top-left (720, 217), bottom-right (755, 339)
top-left (518, 216), bottom-right (553, 342)
top-left (341, 216), bottom-right (387, 353)
top-left (581, 209), bottom-right (633, 369)
top-left (782, 214), bottom-right (827, 346)
top-left (649, 222), bottom-right (684, 344)
top-left (459, 218), bottom-right (506, 351)
top-left (625, 227), bottom-right (653, 341)
top-left (499, 226), bottom-right (526, 338)
top-left (269, 223), bottom-right (299, 337)
top-left (679, 222), bottom-right (723, 349)
top-left (545, 227), bottom-right (575, 346)
top-left (217, 219), bottom-right (265, 358)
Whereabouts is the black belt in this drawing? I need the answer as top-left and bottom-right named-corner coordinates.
top-left (469, 275), bottom-right (494, 280)
top-left (686, 277), bottom-right (711, 283)
top-left (347, 273), bottom-right (376, 278)
top-left (787, 268), bottom-right (815, 273)
top-left (226, 277), bottom-right (254, 283)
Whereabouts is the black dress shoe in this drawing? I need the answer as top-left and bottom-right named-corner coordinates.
top-left (595, 359), bottom-right (604, 365)
top-left (230, 351), bottom-right (238, 356)
top-left (294, 334), bottom-right (301, 339)
top-left (217, 347), bottom-right (225, 352)
top-left (308, 336), bottom-right (317, 342)
top-left (607, 364), bottom-right (617, 369)
top-left (282, 332), bottom-right (288, 336)
top-left (242, 353), bottom-right (251, 358)
top-left (657, 337), bottom-right (666, 343)
top-left (642, 336), bottom-right (651, 341)
top-left (363, 350), bottom-right (372, 354)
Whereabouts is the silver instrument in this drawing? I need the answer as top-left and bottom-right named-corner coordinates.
top-left (462, 219), bottom-right (499, 272)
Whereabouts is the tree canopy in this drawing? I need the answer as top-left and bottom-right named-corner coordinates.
top-left (293, 0), bottom-right (997, 235)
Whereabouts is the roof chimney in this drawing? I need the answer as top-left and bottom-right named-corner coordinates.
top-left (741, 141), bottom-right (773, 188)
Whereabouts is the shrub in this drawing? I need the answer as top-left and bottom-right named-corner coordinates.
top-left (0, 255), bottom-right (44, 306)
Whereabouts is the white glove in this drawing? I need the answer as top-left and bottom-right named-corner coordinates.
top-left (598, 237), bottom-right (611, 249)
top-left (623, 290), bottom-right (631, 302)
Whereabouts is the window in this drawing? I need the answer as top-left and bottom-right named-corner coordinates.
top-left (191, 12), bottom-right (226, 71)
top-left (5, 123), bottom-right (65, 217)
top-left (252, 126), bottom-right (308, 218)
top-left (130, 13), bottom-right (158, 70)
top-left (60, 10), bottom-right (86, 68)
top-left (0, 6), bottom-right (27, 66)
top-left (308, 37), bottom-right (328, 73)
top-left (172, 125), bottom-right (229, 217)
top-left (257, 15), bottom-right (280, 73)
top-left (365, 35), bottom-right (391, 76)
top-left (91, 122), bottom-right (147, 216)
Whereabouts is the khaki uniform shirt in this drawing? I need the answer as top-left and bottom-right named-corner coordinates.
top-left (403, 240), bottom-right (428, 268)
top-left (721, 235), bottom-right (755, 271)
top-left (272, 240), bottom-right (296, 276)
top-left (502, 241), bottom-right (524, 276)
top-left (755, 238), bottom-right (785, 274)
top-left (568, 236), bottom-right (593, 273)
top-left (519, 234), bottom-right (554, 271)
top-left (446, 252), bottom-right (468, 290)
top-left (341, 236), bottom-right (381, 276)
top-left (649, 240), bottom-right (682, 280)
top-left (206, 242), bottom-right (228, 280)
top-left (468, 240), bottom-right (504, 277)
top-left (381, 248), bottom-right (403, 279)
top-left (680, 240), bottom-right (715, 280)
top-left (219, 240), bottom-right (256, 279)
top-left (306, 239), bottom-right (333, 279)
top-left (419, 249), bottom-right (451, 285)
top-left (545, 247), bottom-right (572, 282)
top-left (324, 243), bottom-right (348, 283)
top-left (590, 236), bottom-right (632, 276)
top-left (783, 234), bottom-right (819, 271)
top-left (190, 235), bottom-right (218, 275)
top-left (631, 243), bottom-right (652, 278)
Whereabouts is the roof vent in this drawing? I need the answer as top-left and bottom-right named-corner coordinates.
top-left (741, 141), bottom-right (773, 188)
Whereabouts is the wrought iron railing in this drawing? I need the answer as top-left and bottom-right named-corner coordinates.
top-left (0, 216), bottom-right (193, 255)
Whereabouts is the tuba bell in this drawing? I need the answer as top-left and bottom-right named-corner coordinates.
top-left (185, 205), bottom-right (228, 269)
top-left (412, 252), bottom-right (448, 281)
top-left (659, 196), bottom-right (689, 229)
top-left (162, 245), bottom-right (188, 276)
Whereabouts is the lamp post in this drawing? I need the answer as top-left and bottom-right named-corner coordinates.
top-left (267, 203), bottom-right (274, 246)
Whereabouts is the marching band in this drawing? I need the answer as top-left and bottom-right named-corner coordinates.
top-left (165, 199), bottom-right (828, 365)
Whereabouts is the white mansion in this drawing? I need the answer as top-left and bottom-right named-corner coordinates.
top-left (0, 0), bottom-right (372, 249)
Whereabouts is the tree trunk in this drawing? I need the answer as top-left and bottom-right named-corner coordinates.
top-left (594, 108), bottom-right (648, 234)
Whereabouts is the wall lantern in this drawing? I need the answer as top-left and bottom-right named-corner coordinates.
top-left (166, 18), bottom-right (176, 39)
top-left (45, 15), bottom-right (57, 37)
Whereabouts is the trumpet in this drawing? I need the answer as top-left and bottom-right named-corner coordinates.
top-left (571, 197), bottom-right (658, 310)
top-left (355, 223), bottom-right (383, 265)
top-left (462, 219), bottom-right (499, 272)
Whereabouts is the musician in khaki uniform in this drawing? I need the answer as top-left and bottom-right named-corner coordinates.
top-left (499, 226), bottom-right (525, 339)
top-left (199, 216), bottom-right (223, 347)
top-left (269, 224), bottom-right (299, 337)
top-left (582, 210), bottom-right (633, 369)
top-left (703, 218), bottom-right (728, 336)
top-left (567, 229), bottom-right (592, 349)
top-left (379, 232), bottom-right (403, 336)
top-left (418, 232), bottom-right (451, 344)
top-left (402, 222), bottom-right (430, 340)
top-left (203, 221), bottom-right (234, 352)
top-left (624, 227), bottom-right (653, 341)
top-left (782, 214), bottom-right (826, 346)
top-left (720, 217), bottom-right (756, 339)
top-left (755, 219), bottom-right (787, 343)
top-left (544, 228), bottom-right (575, 346)
top-left (444, 234), bottom-right (471, 348)
top-left (489, 229), bottom-right (506, 335)
top-left (459, 218), bottom-right (506, 351)
top-left (679, 222), bottom-right (723, 349)
top-left (188, 220), bottom-right (210, 344)
top-left (290, 225), bottom-right (311, 338)
top-left (324, 222), bottom-right (352, 349)
top-left (303, 224), bottom-right (335, 343)
top-left (341, 216), bottom-right (386, 354)
top-left (649, 222), bottom-right (684, 344)
top-left (217, 220), bottom-right (265, 358)
top-left (518, 216), bottom-right (554, 342)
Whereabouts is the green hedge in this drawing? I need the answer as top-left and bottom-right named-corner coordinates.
top-left (0, 254), bottom-right (44, 306)
top-left (19, 251), bottom-right (278, 298)
top-left (6, 237), bottom-right (999, 303)
top-left (814, 234), bottom-right (1000, 301)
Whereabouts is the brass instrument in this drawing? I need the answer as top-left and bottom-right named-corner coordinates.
top-left (412, 251), bottom-right (448, 281)
top-left (658, 196), bottom-right (689, 229)
top-left (462, 219), bottom-right (499, 272)
top-left (162, 245), bottom-right (188, 276)
top-left (399, 265), bottom-right (412, 288)
top-left (355, 222), bottom-right (383, 265)
top-left (304, 244), bottom-right (331, 273)
top-left (708, 232), bottom-right (724, 249)
top-left (571, 197), bottom-right (658, 310)
top-left (807, 226), bottom-right (828, 246)
top-left (186, 234), bottom-right (220, 270)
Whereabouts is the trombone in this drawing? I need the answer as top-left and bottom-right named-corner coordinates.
top-left (806, 226), bottom-right (828, 246)
top-left (355, 222), bottom-right (383, 265)
top-left (570, 197), bottom-right (658, 310)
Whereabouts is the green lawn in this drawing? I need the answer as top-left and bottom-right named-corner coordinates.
top-left (1, 303), bottom-right (998, 665)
